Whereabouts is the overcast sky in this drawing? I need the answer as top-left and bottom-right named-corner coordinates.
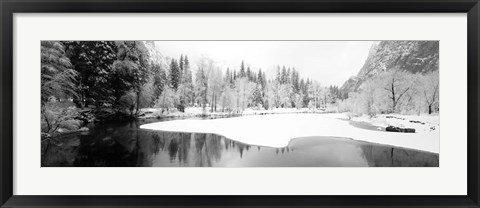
top-left (154, 41), bottom-right (373, 86)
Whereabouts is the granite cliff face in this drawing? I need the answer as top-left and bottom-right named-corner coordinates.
top-left (341, 41), bottom-right (439, 95)
top-left (144, 41), bottom-right (169, 69)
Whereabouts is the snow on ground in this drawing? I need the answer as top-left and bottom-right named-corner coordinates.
top-left (351, 114), bottom-right (439, 133)
top-left (140, 107), bottom-right (205, 118)
top-left (139, 107), bottom-right (325, 118)
top-left (242, 108), bottom-right (325, 115)
top-left (141, 113), bottom-right (439, 153)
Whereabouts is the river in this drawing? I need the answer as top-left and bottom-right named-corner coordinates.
top-left (41, 117), bottom-right (439, 167)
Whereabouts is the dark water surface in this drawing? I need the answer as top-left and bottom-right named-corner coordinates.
top-left (41, 118), bottom-right (439, 167)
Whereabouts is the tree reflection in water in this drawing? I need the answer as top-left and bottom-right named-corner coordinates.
top-left (42, 126), bottom-right (439, 167)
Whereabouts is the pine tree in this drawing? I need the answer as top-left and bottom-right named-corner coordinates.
top-left (184, 55), bottom-right (190, 70)
top-left (225, 68), bottom-right (231, 82)
top-left (180, 55), bottom-right (192, 84)
top-left (179, 55), bottom-right (193, 107)
top-left (111, 41), bottom-right (150, 115)
top-left (179, 54), bottom-right (184, 71)
top-left (252, 84), bottom-right (263, 108)
top-left (240, 61), bottom-right (246, 78)
top-left (152, 64), bottom-right (167, 100)
top-left (63, 41), bottom-right (117, 108)
top-left (179, 54), bottom-right (184, 80)
top-left (182, 56), bottom-right (192, 83)
top-left (281, 66), bottom-right (287, 84)
top-left (275, 66), bottom-right (281, 83)
top-left (169, 59), bottom-right (180, 90)
top-left (257, 69), bottom-right (265, 90)
top-left (195, 66), bottom-right (208, 110)
top-left (291, 68), bottom-right (300, 93)
top-left (286, 67), bottom-right (291, 84)
top-left (262, 71), bottom-right (267, 88)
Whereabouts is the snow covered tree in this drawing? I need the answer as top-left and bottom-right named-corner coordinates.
top-left (279, 84), bottom-right (292, 108)
top-left (275, 66), bottom-right (281, 83)
top-left (358, 79), bottom-right (381, 116)
top-left (257, 69), bottom-right (266, 90)
top-left (195, 57), bottom-right (214, 110)
top-left (219, 86), bottom-right (236, 112)
top-left (113, 41), bottom-right (150, 114)
top-left (62, 41), bottom-right (117, 108)
top-left (176, 83), bottom-right (192, 112)
top-left (239, 61), bottom-right (246, 78)
top-left (233, 69), bottom-right (237, 81)
top-left (152, 64), bottom-right (168, 101)
top-left (169, 59), bottom-right (181, 90)
top-left (225, 68), bottom-right (231, 82)
top-left (308, 81), bottom-right (322, 109)
top-left (41, 41), bottom-right (81, 133)
top-left (41, 41), bottom-right (78, 103)
top-left (294, 93), bottom-right (303, 109)
top-left (235, 78), bottom-right (255, 112)
top-left (179, 54), bottom-right (184, 77)
top-left (137, 78), bottom-right (155, 109)
top-left (179, 55), bottom-right (194, 107)
top-left (281, 66), bottom-right (287, 84)
top-left (154, 87), bottom-right (177, 113)
top-left (419, 70), bottom-right (439, 114)
top-left (208, 67), bottom-right (223, 112)
top-left (379, 69), bottom-right (412, 113)
top-left (291, 68), bottom-right (300, 94)
top-left (251, 84), bottom-right (264, 109)
top-left (194, 67), bottom-right (207, 109)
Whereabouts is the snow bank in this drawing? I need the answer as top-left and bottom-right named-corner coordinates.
top-left (351, 114), bottom-right (439, 133)
top-left (242, 107), bottom-right (325, 115)
top-left (139, 107), bottom-right (327, 119)
top-left (140, 113), bottom-right (439, 153)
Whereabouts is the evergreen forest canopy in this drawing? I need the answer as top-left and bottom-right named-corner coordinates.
top-left (41, 41), bottom-right (439, 134)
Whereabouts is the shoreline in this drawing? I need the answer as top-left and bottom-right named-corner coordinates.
top-left (137, 107), bottom-right (329, 119)
top-left (141, 113), bottom-right (440, 153)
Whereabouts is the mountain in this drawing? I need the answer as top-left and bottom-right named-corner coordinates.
top-left (340, 41), bottom-right (439, 96)
top-left (144, 41), bottom-right (169, 69)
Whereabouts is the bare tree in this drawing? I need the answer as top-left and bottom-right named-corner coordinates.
top-left (235, 78), bottom-right (255, 112)
top-left (421, 71), bottom-right (439, 114)
top-left (308, 81), bottom-right (322, 109)
top-left (381, 70), bottom-right (412, 113)
top-left (208, 67), bottom-right (223, 112)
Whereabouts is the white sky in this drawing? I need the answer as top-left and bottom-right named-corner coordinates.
top-left (154, 41), bottom-right (373, 86)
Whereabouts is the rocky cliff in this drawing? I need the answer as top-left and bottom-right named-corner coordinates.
top-left (341, 41), bottom-right (439, 95)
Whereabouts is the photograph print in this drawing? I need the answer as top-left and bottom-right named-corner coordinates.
top-left (41, 40), bottom-right (439, 167)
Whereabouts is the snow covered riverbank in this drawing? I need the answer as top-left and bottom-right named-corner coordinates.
top-left (350, 114), bottom-right (439, 134)
top-left (138, 107), bottom-right (326, 118)
top-left (140, 113), bottom-right (439, 153)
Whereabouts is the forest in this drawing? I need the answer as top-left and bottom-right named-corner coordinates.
top-left (41, 41), bottom-right (342, 134)
top-left (339, 69), bottom-right (439, 118)
top-left (41, 41), bottom-right (439, 135)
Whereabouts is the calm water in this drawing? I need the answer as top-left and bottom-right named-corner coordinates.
top-left (41, 118), bottom-right (439, 167)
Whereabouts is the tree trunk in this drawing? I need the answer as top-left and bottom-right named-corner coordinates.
top-left (428, 105), bottom-right (432, 114)
top-left (136, 90), bottom-right (140, 115)
top-left (391, 81), bottom-right (396, 113)
top-left (214, 95), bottom-right (217, 112)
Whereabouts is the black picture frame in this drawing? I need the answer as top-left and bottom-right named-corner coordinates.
top-left (1, 0), bottom-right (479, 207)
